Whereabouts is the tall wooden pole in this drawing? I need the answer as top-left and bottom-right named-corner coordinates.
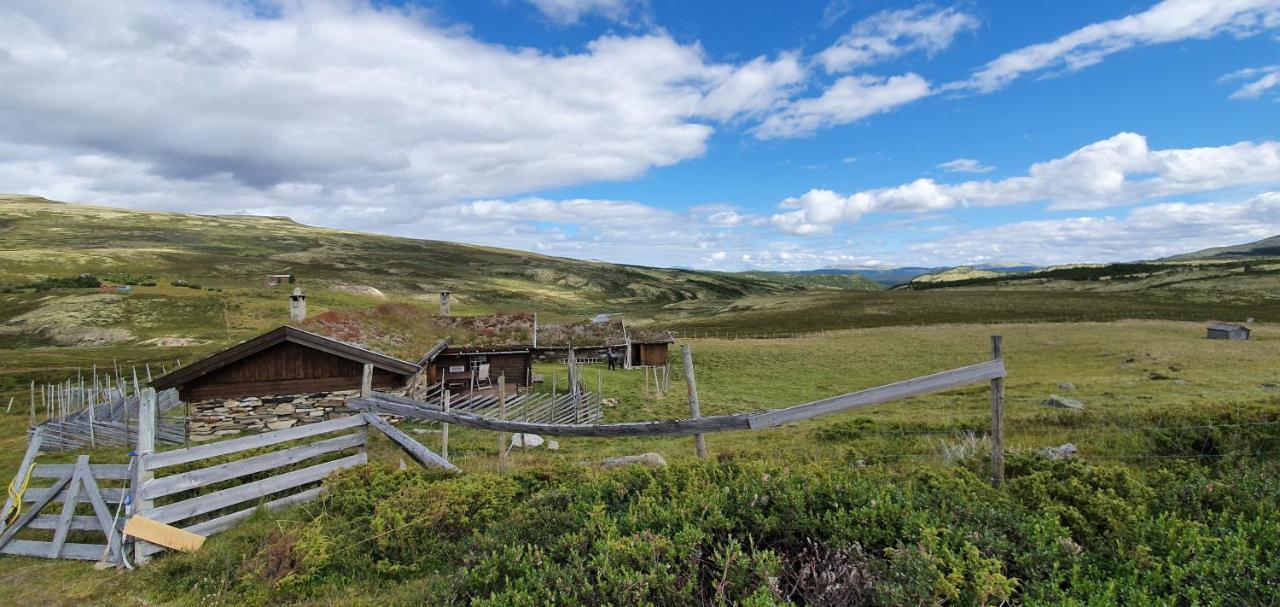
top-left (497, 375), bottom-right (508, 473)
top-left (134, 388), bottom-right (157, 565)
top-left (441, 390), bottom-right (451, 461)
top-left (681, 345), bottom-right (708, 459)
top-left (990, 335), bottom-right (1005, 488)
top-left (360, 363), bottom-right (373, 398)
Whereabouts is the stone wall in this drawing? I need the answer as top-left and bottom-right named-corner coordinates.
top-left (187, 390), bottom-right (362, 441)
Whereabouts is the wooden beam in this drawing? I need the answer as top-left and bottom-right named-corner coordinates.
top-left (990, 336), bottom-right (1005, 488)
top-left (134, 388), bottom-right (157, 565)
top-left (681, 345), bottom-right (708, 459)
top-left (123, 515), bottom-right (205, 553)
top-left (48, 457), bottom-right (86, 557)
top-left (0, 470), bottom-right (72, 553)
top-left (360, 363), bottom-right (373, 398)
top-left (145, 415), bottom-right (366, 471)
top-left (0, 427), bottom-right (43, 526)
top-left (362, 413), bottom-right (458, 472)
top-left (142, 432), bottom-right (365, 500)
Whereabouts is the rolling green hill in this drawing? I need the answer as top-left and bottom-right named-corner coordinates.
top-left (1164, 234), bottom-right (1280, 260)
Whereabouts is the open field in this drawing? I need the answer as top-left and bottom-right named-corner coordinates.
top-left (2, 320), bottom-right (1278, 604)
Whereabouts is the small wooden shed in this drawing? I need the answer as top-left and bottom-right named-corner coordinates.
top-left (151, 326), bottom-right (420, 401)
top-left (421, 345), bottom-right (533, 393)
top-left (1207, 323), bottom-right (1251, 340)
top-left (629, 336), bottom-right (673, 367)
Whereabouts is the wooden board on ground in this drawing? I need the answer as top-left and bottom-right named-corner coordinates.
top-left (124, 515), bottom-right (206, 553)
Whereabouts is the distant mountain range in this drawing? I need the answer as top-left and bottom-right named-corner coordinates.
top-left (1163, 235), bottom-right (1280, 261)
top-left (793, 264), bottom-right (1040, 287)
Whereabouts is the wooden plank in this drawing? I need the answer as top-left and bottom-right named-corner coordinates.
top-left (1, 539), bottom-right (106, 561)
top-left (24, 486), bottom-right (124, 504)
top-left (146, 453), bottom-right (366, 525)
top-left (28, 514), bottom-right (104, 531)
top-left (0, 428), bottom-right (43, 525)
top-left (990, 336), bottom-right (1005, 488)
top-left (48, 458), bottom-right (86, 558)
top-left (145, 415), bottom-right (366, 471)
top-left (362, 413), bottom-right (458, 472)
top-left (142, 432), bottom-right (365, 500)
top-left (124, 515), bottom-right (205, 552)
top-left (134, 388), bottom-right (157, 565)
top-left (0, 470), bottom-right (72, 553)
top-left (139, 487), bottom-right (326, 558)
top-left (31, 463), bottom-right (131, 480)
top-left (745, 360), bottom-right (1006, 430)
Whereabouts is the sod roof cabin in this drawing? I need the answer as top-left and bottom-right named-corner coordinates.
top-left (419, 342), bottom-right (533, 393)
top-left (152, 326), bottom-right (421, 401)
top-left (536, 318), bottom-right (674, 367)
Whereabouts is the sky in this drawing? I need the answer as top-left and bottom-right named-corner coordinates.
top-left (1, 0), bottom-right (1279, 271)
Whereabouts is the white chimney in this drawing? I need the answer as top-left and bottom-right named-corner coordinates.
top-left (289, 287), bottom-right (307, 322)
top-left (440, 290), bottom-right (451, 317)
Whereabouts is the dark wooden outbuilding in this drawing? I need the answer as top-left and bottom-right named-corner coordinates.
top-left (421, 346), bottom-right (533, 393)
top-left (1207, 323), bottom-right (1251, 340)
top-left (152, 326), bottom-right (420, 401)
top-left (630, 338), bottom-right (672, 367)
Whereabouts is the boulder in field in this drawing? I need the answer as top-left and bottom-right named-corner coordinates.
top-left (1044, 395), bottom-right (1084, 410)
top-left (1039, 443), bottom-right (1078, 460)
top-left (601, 452), bottom-right (667, 469)
top-left (1057, 382), bottom-right (1076, 391)
top-left (511, 433), bottom-right (545, 449)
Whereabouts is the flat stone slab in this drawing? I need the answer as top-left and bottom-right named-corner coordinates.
top-left (1044, 394), bottom-right (1084, 410)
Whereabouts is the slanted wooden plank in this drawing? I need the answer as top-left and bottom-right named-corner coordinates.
top-left (362, 413), bottom-right (458, 472)
top-left (124, 515), bottom-right (205, 553)
top-left (145, 415), bottom-right (366, 471)
top-left (142, 432), bottom-right (364, 500)
top-left (746, 360), bottom-right (1005, 429)
top-left (31, 463), bottom-right (131, 480)
top-left (146, 453), bottom-right (366, 525)
top-left (0, 428), bottom-right (43, 525)
top-left (48, 457), bottom-right (87, 558)
top-left (75, 456), bottom-right (118, 561)
top-left (1, 539), bottom-right (105, 560)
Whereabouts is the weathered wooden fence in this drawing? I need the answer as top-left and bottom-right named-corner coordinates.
top-left (0, 452), bottom-right (130, 560)
top-left (351, 337), bottom-right (1010, 483)
top-left (39, 387), bottom-right (185, 452)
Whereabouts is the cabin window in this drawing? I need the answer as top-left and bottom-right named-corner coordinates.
top-left (469, 355), bottom-right (488, 368)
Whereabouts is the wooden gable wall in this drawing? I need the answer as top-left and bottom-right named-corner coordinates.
top-left (180, 341), bottom-right (405, 401)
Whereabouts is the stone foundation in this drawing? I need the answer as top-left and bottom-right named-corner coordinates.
top-left (187, 390), bottom-right (390, 441)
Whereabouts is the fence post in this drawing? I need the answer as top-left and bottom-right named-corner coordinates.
top-left (360, 363), bottom-right (373, 398)
top-left (441, 390), bottom-right (450, 462)
top-left (497, 375), bottom-right (508, 473)
top-left (134, 387), bottom-right (157, 564)
top-left (990, 336), bottom-right (1005, 488)
top-left (681, 345), bottom-right (708, 459)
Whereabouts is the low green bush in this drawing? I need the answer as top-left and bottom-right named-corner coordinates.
top-left (147, 458), bottom-right (1280, 606)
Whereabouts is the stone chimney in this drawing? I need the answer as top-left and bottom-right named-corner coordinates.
top-left (289, 287), bottom-right (307, 322)
top-left (439, 290), bottom-right (451, 317)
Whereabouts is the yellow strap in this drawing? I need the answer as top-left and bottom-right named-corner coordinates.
top-left (5, 463), bottom-right (36, 525)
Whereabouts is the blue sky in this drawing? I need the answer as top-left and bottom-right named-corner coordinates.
top-left (2, 0), bottom-right (1279, 269)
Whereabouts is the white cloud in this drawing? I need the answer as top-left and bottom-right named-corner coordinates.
top-left (910, 192), bottom-right (1280, 265)
top-left (771, 132), bottom-right (1280, 234)
top-left (937, 158), bottom-right (994, 173)
top-left (754, 73), bottom-right (932, 139)
top-left (961, 0), bottom-right (1280, 93)
top-left (1221, 64), bottom-right (1280, 99)
top-left (523, 0), bottom-right (642, 25)
top-left (0, 1), bottom-right (832, 233)
top-left (696, 54), bottom-right (807, 121)
top-left (819, 4), bottom-right (979, 73)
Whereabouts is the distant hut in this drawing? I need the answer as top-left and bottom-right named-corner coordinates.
top-left (1207, 323), bottom-right (1251, 340)
top-left (420, 344), bottom-right (532, 393)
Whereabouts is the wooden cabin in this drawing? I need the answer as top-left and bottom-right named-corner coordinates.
top-left (421, 345), bottom-right (533, 393)
top-left (629, 337), bottom-right (672, 367)
top-left (1207, 323), bottom-right (1251, 341)
top-left (151, 326), bottom-right (420, 401)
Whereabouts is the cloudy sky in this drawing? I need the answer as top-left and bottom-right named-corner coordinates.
top-left (2, 0), bottom-right (1279, 270)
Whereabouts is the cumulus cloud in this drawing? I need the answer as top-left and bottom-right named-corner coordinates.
top-left (1221, 64), bottom-right (1280, 99)
top-left (910, 192), bottom-right (1280, 265)
top-left (771, 132), bottom-right (1280, 234)
top-left (961, 0), bottom-right (1280, 93)
top-left (0, 1), bottom-right (826, 229)
top-left (937, 158), bottom-right (994, 173)
top-left (819, 4), bottom-right (979, 73)
top-left (754, 73), bottom-right (932, 139)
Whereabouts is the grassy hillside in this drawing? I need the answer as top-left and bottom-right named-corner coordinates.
top-left (1165, 234), bottom-right (1280, 260)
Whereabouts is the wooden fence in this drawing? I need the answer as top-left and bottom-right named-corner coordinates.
top-left (2, 388), bottom-right (455, 566)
